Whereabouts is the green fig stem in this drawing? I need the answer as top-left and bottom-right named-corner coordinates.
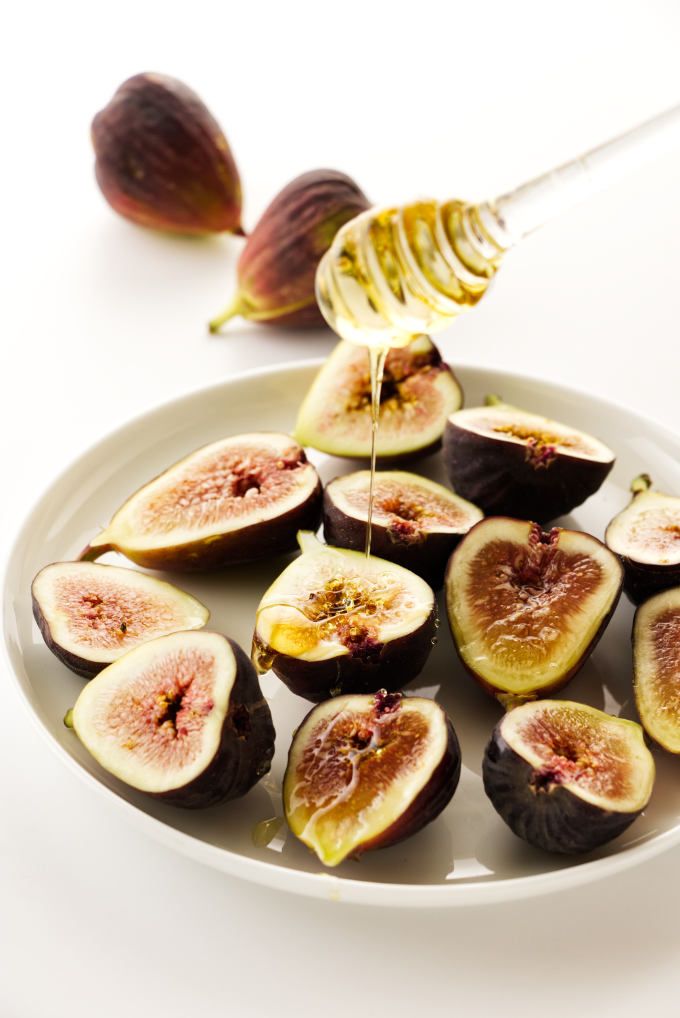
top-left (484, 394), bottom-right (505, 407)
top-left (63, 708), bottom-right (75, 729)
top-left (209, 294), bottom-right (318, 334)
top-left (631, 473), bottom-right (653, 496)
top-left (208, 294), bottom-right (250, 333)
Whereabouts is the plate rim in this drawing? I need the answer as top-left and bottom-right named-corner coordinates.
top-left (4, 356), bottom-right (680, 908)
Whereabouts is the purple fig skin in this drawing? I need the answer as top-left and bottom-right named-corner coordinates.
top-left (617, 560), bottom-right (680, 605)
top-left (322, 488), bottom-right (475, 590)
top-left (209, 169), bottom-right (370, 331)
top-left (254, 607), bottom-right (437, 702)
top-left (442, 419), bottom-right (613, 523)
top-left (92, 73), bottom-right (242, 235)
top-left (154, 638), bottom-right (275, 808)
top-left (483, 723), bottom-right (641, 854)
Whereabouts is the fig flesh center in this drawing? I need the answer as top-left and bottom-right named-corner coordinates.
top-left (648, 608), bottom-right (680, 713)
top-left (631, 508), bottom-right (680, 561)
top-left (343, 480), bottom-right (470, 534)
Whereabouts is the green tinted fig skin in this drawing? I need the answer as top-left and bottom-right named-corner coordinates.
top-left (322, 487), bottom-right (473, 589)
top-left (356, 717), bottom-right (461, 857)
top-left (255, 607), bottom-right (437, 703)
top-left (215, 170), bottom-right (370, 330)
top-left (81, 476), bottom-right (322, 572)
top-left (443, 518), bottom-right (624, 703)
top-left (483, 725), bottom-right (643, 854)
top-left (154, 639), bottom-right (274, 809)
top-left (92, 73), bottom-right (242, 235)
top-left (32, 588), bottom-right (103, 679)
top-left (442, 420), bottom-right (614, 523)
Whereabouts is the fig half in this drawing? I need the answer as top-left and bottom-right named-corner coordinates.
top-left (252, 532), bottom-right (436, 701)
top-left (605, 475), bottom-right (680, 604)
top-left (284, 690), bottom-right (460, 866)
top-left (295, 336), bottom-right (462, 460)
top-left (443, 397), bottom-right (615, 522)
top-left (81, 433), bottom-right (322, 571)
top-left (72, 631), bottom-right (275, 808)
top-left (323, 470), bottom-right (483, 587)
top-left (445, 518), bottom-right (623, 703)
top-left (32, 561), bottom-right (209, 678)
top-left (483, 700), bottom-right (655, 853)
top-left (633, 586), bottom-right (680, 752)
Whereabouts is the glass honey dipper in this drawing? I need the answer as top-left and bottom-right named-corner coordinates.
top-left (315, 105), bottom-right (680, 350)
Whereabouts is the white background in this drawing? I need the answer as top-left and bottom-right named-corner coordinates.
top-left (3, 2), bottom-right (680, 1015)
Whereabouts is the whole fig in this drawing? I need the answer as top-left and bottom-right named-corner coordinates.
top-left (209, 169), bottom-right (370, 332)
top-left (92, 73), bottom-right (242, 235)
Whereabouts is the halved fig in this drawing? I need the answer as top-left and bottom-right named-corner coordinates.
top-left (32, 561), bottom-right (209, 678)
top-left (445, 518), bottom-right (623, 703)
top-left (323, 470), bottom-right (483, 587)
top-left (284, 690), bottom-right (460, 866)
top-left (72, 631), bottom-right (275, 807)
top-left (252, 532), bottom-right (436, 701)
top-left (295, 336), bottom-right (462, 460)
top-left (605, 475), bottom-right (680, 604)
top-left (81, 433), bottom-right (322, 571)
top-left (633, 586), bottom-right (680, 752)
top-left (483, 700), bottom-right (655, 853)
top-left (443, 396), bottom-right (615, 522)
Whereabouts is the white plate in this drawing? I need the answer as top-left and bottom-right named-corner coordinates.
top-left (4, 360), bottom-right (680, 908)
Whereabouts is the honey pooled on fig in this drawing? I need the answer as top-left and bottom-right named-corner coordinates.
top-left (252, 532), bottom-right (436, 701)
top-left (32, 561), bottom-right (209, 678)
top-left (295, 336), bottom-right (462, 460)
top-left (209, 169), bottom-right (370, 332)
top-left (284, 690), bottom-right (461, 866)
top-left (605, 474), bottom-right (680, 604)
top-left (92, 73), bottom-right (242, 235)
top-left (443, 396), bottom-right (615, 522)
top-left (483, 700), bottom-right (655, 854)
top-left (323, 469), bottom-right (483, 587)
top-left (445, 517), bottom-right (623, 703)
top-left (633, 586), bottom-right (680, 752)
top-left (72, 631), bottom-right (275, 808)
top-left (81, 433), bottom-right (322, 571)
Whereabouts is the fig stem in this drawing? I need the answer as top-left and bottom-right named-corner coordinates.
top-left (63, 708), bottom-right (75, 729)
top-left (484, 394), bottom-right (505, 407)
top-left (631, 473), bottom-right (653, 496)
top-left (208, 294), bottom-right (318, 333)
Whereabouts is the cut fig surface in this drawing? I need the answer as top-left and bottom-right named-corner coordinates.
top-left (323, 470), bottom-right (482, 586)
top-left (81, 433), bottom-right (322, 571)
top-left (634, 587), bottom-right (680, 752)
top-left (445, 518), bottom-right (623, 701)
top-left (284, 691), bottom-right (461, 866)
top-left (606, 475), bottom-right (680, 604)
top-left (295, 336), bottom-right (462, 460)
top-left (32, 561), bottom-right (209, 678)
top-left (443, 398), bottom-right (615, 522)
top-left (252, 532), bottom-right (436, 701)
top-left (72, 631), bottom-right (275, 807)
top-left (483, 700), bottom-right (655, 853)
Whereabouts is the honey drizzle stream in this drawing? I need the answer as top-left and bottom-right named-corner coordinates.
top-left (365, 345), bottom-right (388, 557)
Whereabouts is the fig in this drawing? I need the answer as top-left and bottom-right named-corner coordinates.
top-left (323, 470), bottom-right (483, 587)
top-left (252, 532), bottom-right (436, 701)
top-left (633, 586), bottom-right (680, 752)
top-left (295, 336), bottom-right (463, 460)
top-left (445, 518), bottom-right (623, 704)
top-left (284, 690), bottom-right (460, 866)
top-left (209, 169), bottom-right (370, 331)
top-left (32, 561), bottom-right (209, 678)
top-left (442, 396), bottom-right (615, 522)
top-left (81, 433), bottom-right (322, 571)
top-left (92, 73), bottom-right (242, 235)
top-left (72, 630), bottom-right (275, 808)
top-left (483, 700), bottom-right (655, 854)
top-left (605, 474), bottom-right (680, 604)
